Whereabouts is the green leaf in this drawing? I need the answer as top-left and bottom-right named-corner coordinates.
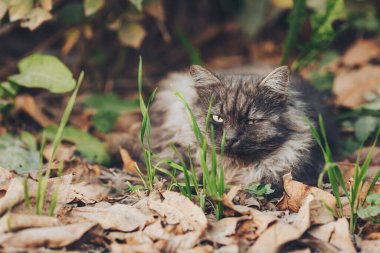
top-left (92, 110), bottom-right (119, 133)
top-left (362, 99), bottom-right (380, 111)
top-left (354, 116), bottom-right (379, 141)
top-left (84, 0), bottom-right (104, 16)
top-left (367, 193), bottom-right (380, 205)
top-left (358, 205), bottom-right (380, 219)
top-left (82, 94), bottom-right (139, 113)
top-left (45, 125), bottom-right (110, 165)
top-left (281, 0), bottom-right (306, 64)
top-left (129, 0), bottom-right (143, 11)
top-left (0, 134), bottom-right (39, 173)
top-left (246, 183), bottom-right (274, 198)
top-left (9, 54), bottom-right (76, 93)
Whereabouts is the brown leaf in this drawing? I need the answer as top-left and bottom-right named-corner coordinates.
top-left (20, 7), bottom-right (52, 31)
top-left (15, 95), bottom-right (55, 127)
top-left (148, 191), bottom-right (207, 233)
top-left (0, 214), bottom-right (59, 233)
top-left (333, 65), bottom-right (380, 108)
top-left (247, 222), bottom-right (304, 253)
top-left (61, 28), bottom-right (81, 56)
top-left (118, 23), bottom-right (146, 48)
top-left (43, 143), bottom-right (76, 162)
top-left (330, 218), bottom-right (356, 253)
top-left (178, 245), bottom-right (214, 253)
top-left (0, 222), bottom-right (97, 248)
top-left (68, 182), bottom-right (108, 204)
top-left (69, 203), bottom-right (153, 231)
top-left (359, 240), bottom-right (380, 253)
top-left (341, 39), bottom-right (380, 67)
top-left (120, 148), bottom-right (138, 174)
top-left (278, 173), bottom-right (336, 212)
top-left (205, 216), bottom-right (251, 245)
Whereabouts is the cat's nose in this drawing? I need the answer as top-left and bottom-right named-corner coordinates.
top-left (226, 137), bottom-right (240, 148)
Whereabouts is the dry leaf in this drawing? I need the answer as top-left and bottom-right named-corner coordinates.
top-left (178, 245), bottom-right (214, 253)
top-left (68, 182), bottom-right (108, 204)
top-left (0, 178), bottom-right (37, 216)
top-left (247, 222), bottom-right (304, 253)
top-left (0, 214), bottom-right (59, 233)
top-left (148, 191), bottom-right (207, 233)
top-left (0, 0), bottom-right (7, 20)
top-left (330, 218), bottom-right (356, 253)
top-left (118, 23), bottom-right (146, 48)
top-left (333, 65), bottom-right (380, 108)
top-left (43, 143), bottom-right (76, 162)
top-left (15, 95), bottom-right (55, 127)
top-left (70, 203), bottom-right (153, 231)
top-left (214, 245), bottom-right (239, 253)
top-left (62, 28), bottom-right (81, 55)
top-left (120, 148), bottom-right (137, 174)
top-left (359, 240), bottom-right (380, 253)
top-left (278, 173), bottom-right (336, 212)
top-left (39, 0), bottom-right (53, 11)
top-left (0, 222), bottom-right (97, 248)
top-left (20, 7), bottom-right (52, 31)
top-left (206, 216), bottom-right (251, 245)
top-left (341, 39), bottom-right (380, 67)
top-left (9, 0), bottom-right (33, 22)
top-left (0, 167), bottom-right (16, 191)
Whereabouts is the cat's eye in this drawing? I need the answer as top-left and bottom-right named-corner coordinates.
top-left (212, 115), bottom-right (223, 123)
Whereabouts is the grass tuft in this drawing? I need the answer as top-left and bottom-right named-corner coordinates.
top-left (309, 114), bottom-right (380, 233)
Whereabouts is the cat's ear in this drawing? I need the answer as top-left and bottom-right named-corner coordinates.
top-left (189, 65), bottom-right (220, 87)
top-left (259, 66), bottom-right (290, 95)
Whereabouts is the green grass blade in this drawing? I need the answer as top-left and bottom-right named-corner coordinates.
top-left (49, 160), bottom-right (63, 216)
top-left (281, 0), bottom-right (306, 65)
top-left (23, 176), bottom-right (30, 209)
top-left (38, 71), bottom-right (84, 215)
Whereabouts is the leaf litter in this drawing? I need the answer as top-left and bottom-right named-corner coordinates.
top-left (0, 156), bottom-right (378, 253)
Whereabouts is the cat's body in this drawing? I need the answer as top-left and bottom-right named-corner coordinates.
top-left (123, 65), bottom-right (331, 192)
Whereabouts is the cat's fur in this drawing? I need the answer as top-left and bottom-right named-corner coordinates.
top-left (126, 65), bottom-right (329, 191)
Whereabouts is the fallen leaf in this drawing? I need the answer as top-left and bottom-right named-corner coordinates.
top-left (70, 203), bottom-right (153, 231)
top-left (84, 0), bottom-right (104, 16)
top-left (39, 0), bottom-right (52, 11)
top-left (214, 245), bottom-right (239, 253)
top-left (148, 191), bottom-right (207, 233)
top-left (333, 65), bottom-right (380, 108)
top-left (341, 39), bottom-right (380, 67)
top-left (62, 28), bottom-right (81, 55)
top-left (0, 214), bottom-right (59, 233)
top-left (120, 148), bottom-right (137, 174)
top-left (8, 0), bottom-right (33, 22)
top-left (15, 95), bottom-right (54, 127)
top-left (205, 216), bottom-right (251, 245)
top-left (43, 143), bottom-right (76, 162)
top-left (0, 222), bottom-right (97, 248)
top-left (359, 239), bottom-right (380, 253)
top-left (247, 221), bottom-right (304, 253)
top-left (178, 245), bottom-right (214, 253)
top-left (20, 7), bottom-right (52, 31)
top-left (330, 218), bottom-right (356, 253)
top-left (278, 173), bottom-right (336, 212)
top-left (68, 182), bottom-right (108, 204)
top-left (118, 23), bottom-right (146, 48)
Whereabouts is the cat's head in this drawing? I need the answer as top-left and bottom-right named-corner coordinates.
top-left (189, 65), bottom-right (294, 161)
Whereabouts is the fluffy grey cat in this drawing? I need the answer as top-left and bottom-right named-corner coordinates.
top-left (120, 65), bottom-right (330, 192)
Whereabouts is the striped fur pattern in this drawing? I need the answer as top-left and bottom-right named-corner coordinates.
top-left (146, 65), bottom-right (325, 190)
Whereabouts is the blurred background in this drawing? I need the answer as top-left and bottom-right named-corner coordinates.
top-left (1, 0), bottom-right (380, 166)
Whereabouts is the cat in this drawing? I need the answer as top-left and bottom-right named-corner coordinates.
top-left (119, 65), bottom-right (331, 192)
